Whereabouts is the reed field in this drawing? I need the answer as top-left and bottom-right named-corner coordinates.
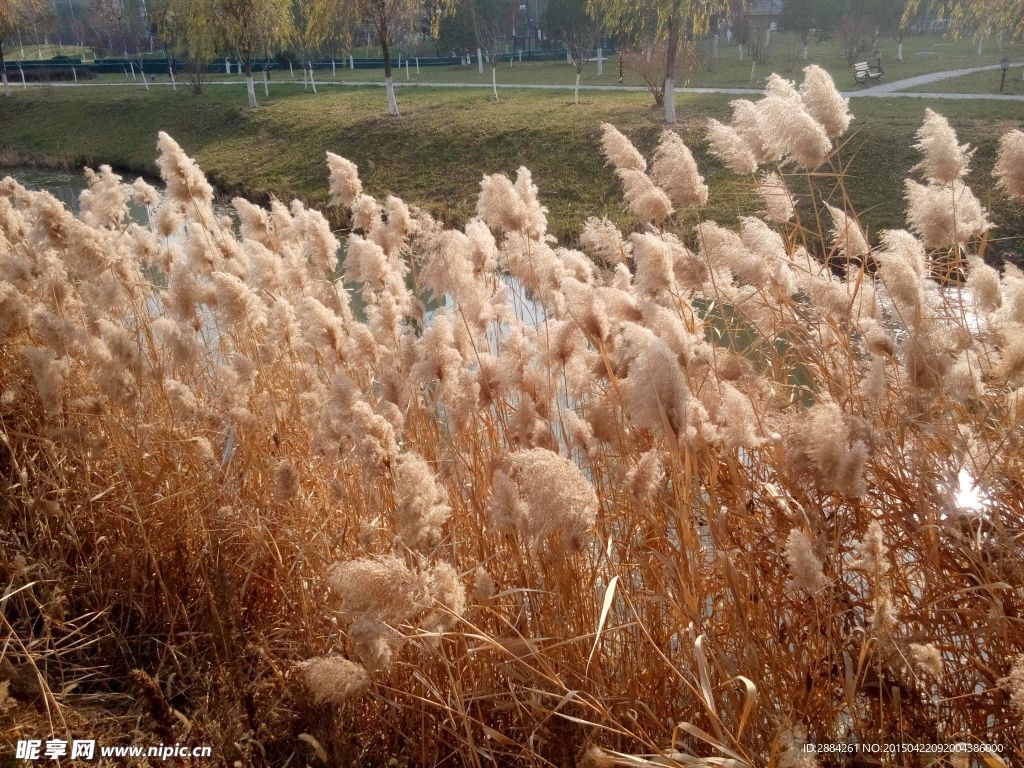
top-left (1, 66), bottom-right (1023, 766)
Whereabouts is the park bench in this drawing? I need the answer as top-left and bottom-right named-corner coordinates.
top-left (853, 60), bottom-right (883, 84)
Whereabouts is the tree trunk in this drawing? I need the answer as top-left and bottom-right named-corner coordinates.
top-left (477, 48), bottom-right (483, 74)
top-left (263, 67), bottom-right (269, 97)
top-left (309, 63), bottom-right (317, 93)
top-left (597, 45), bottom-right (603, 76)
top-left (574, 71), bottom-right (580, 104)
top-left (491, 63), bottom-right (498, 100)
top-left (225, 58), bottom-right (230, 74)
top-left (245, 59), bottom-right (257, 107)
top-left (739, 43), bottom-right (744, 61)
top-left (332, 59), bottom-right (336, 77)
top-left (1, 45), bottom-right (9, 97)
top-left (976, 35), bottom-right (983, 56)
top-left (302, 60), bottom-right (308, 90)
top-left (382, 37), bottom-right (399, 115)
top-left (663, 15), bottom-right (679, 124)
top-left (897, 41), bottom-right (903, 61)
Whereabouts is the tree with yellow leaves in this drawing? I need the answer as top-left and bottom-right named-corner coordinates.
top-left (0, 0), bottom-right (48, 96)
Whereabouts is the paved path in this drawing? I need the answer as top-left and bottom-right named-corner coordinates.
top-left (8, 62), bottom-right (1024, 101)
top-left (858, 61), bottom-right (1024, 94)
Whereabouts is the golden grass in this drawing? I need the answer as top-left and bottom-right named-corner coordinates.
top-left (1, 70), bottom-right (1023, 766)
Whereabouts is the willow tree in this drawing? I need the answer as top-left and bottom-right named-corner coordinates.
top-left (216, 0), bottom-right (293, 107)
top-left (590, 0), bottom-right (727, 124)
top-left (156, 0), bottom-right (220, 92)
top-left (917, 0), bottom-right (1024, 50)
top-left (353, 0), bottom-right (455, 115)
top-left (0, 0), bottom-right (48, 96)
top-left (292, 0), bottom-right (353, 93)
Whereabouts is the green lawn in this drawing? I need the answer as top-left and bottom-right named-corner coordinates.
top-left (1, 80), bottom-right (1022, 258)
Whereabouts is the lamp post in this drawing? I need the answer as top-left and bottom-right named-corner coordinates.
top-left (1000, 57), bottom-right (1009, 93)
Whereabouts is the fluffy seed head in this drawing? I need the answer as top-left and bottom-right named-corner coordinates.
top-left (706, 118), bottom-right (758, 176)
top-left (599, 123), bottom-right (646, 172)
top-left (326, 152), bottom-right (362, 208)
top-left (913, 108), bottom-right (974, 184)
top-left (799, 65), bottom-right (852, 138)
top-left (993, 129), bottom-right (1024, 199)
top-left (301, 656), bottom-right (370, 705)
top-left (785, 529), bottom-right (829, 593)
top-left (650, 130), bottom-right (708, 209)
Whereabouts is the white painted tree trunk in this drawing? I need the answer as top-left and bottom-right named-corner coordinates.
top-left (664, 77), bottom-right (676, 124)
top-left (169, 65), bottom-right (176, 90)
top-left (309, 63), bottom-right (317, 93)
top-left (289, 61), bottom-right (294, 79)
top-left (225, 59), bottom-right (230, 74)
top-left (246, 74), bottom-right (257, 107)
top-left (597, 47), bottom-right (603, 76)
top-left (739, 44), bottom-right (744, 61)
top-left (750, 59), bottom-right (756, 83)
top-left (263, 68), bottom-right (269, 96)
top-left (302, 62), bottom-right (308, 90)
top-left (385, 76), bottom-right (399, 115)
top-left (130, 60), bottom-right (136, 79)
top-left (477, 48), bottom-right (483, 73)
top-left (406, 60), bottom-right (410, 80)
top-left (574, 72), bottom-right (580, 104)
top-left (416, 57), bottom-right (420, 73)
top-left (332, 59), bottom-right (336, 77)
top-left (800, 42), bottom-right (808, 60)
top-left (140, 64), bottom-right (148, 90)
top-left (20, 66), bottom-right (26, 89)
top-left (897, 42), bottom-right (903, 60)
top-left (2, 72), bottom-right (10, 97)
top-left (713, 34), bottom-right (719, 59)
top-left (72, 67), bottom-right (78, 83)
top-left (491, 65), bottom-right (497, 99)
top-left (518, 50), bottom-right (522, 63)
top-left (976, 35), bottom-right (984, 56)
top-left (567, 49), bottom-right (572, 64)
top-left (349, 55), bottom-right (354, 69)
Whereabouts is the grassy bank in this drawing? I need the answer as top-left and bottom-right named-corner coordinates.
top-left (1, 81), bottom-right (1022, 254)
